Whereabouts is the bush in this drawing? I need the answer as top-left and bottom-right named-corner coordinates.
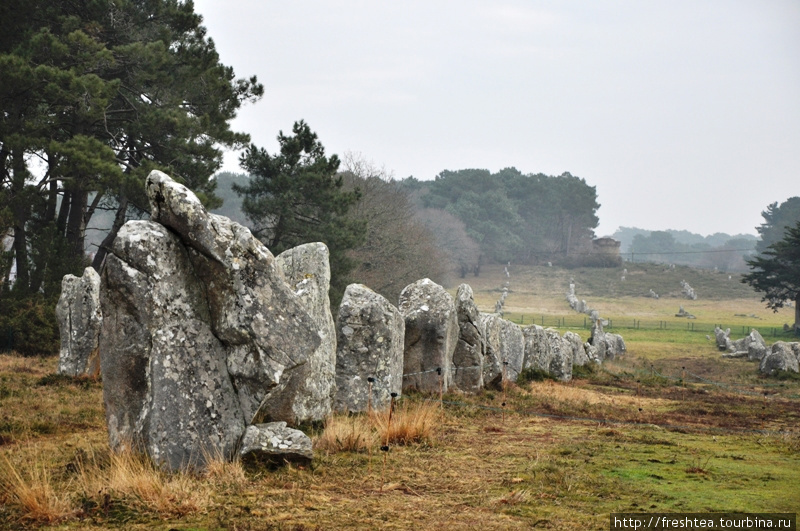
top-left (0, 296), bottom-right (59, 356)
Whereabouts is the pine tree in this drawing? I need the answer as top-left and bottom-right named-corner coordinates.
top-left (743, 221), bottom-right (800, 333)
top-left (235, 121), bottom-right (366, 305)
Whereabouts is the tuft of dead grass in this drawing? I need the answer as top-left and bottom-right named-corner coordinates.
top-left (77, 445), bottom-right (206, 518)
top-left (0, 449), bottom-right (74, 525)
top-left (371, 399), bottom-right (439, 446)
top-left (314, 414), bottom-right (377, 454)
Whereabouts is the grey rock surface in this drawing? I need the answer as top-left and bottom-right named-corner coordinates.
top-left (564, 331), bottom-right (589, 367)
top-left (334, 284), bottom-right (404, 413)
top-left (56, 267), bottom-right (102, 377)
top-left (100, 221), bottom-right (244, 472)
top-left (759, 342), bottom-right (800, 375)
top-left (590, 319), bottom-right (626, 361)
top-left (146, 170), bottom-right (320, 424)
top-left (239, 422), bottom-right (313, 466)
top-left (399, 279), bottom-right (458, 393)
top-left (261, 242), bottom-right (337, 424)
top-left (451, 284), bottom-right (485, 393)
top-left (521, 325), bottom-right (573, 382)
top-left (99, 170), bottom-right (320, 471)
top-left (481, 313), bottom-right (524, 389)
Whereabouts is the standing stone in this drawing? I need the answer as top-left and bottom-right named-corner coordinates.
top-left (564, 331), bottom-right (589, 367)
top-left (334, 284), bottom-right (404, 413)
top-left (759, 342), bottom-right (800, 375)
top-left (146, 170), bottom-right (320, 424)
top-left (521, 325), bottom-right (573, 382)
top-left (481, 313), bottom-right (524, 389)
top-left (100, 170), bottom-right (320, 471)
top-left (714, 327), bottom-right (732, 351)
top-left (261, 242), bottom-right (336, 424)
top-left (101, 221), bottom-right (244, 471)
top-left (590, 319), bottom-right (626, 361)
top-left (56, 267), bottom-right (102, 377)
top-left (451, 284), bottom-right (484, 393)
top-left (745, 329), bottom-right (768, 362)
top-left (399, 279), bottom-right (458, 393)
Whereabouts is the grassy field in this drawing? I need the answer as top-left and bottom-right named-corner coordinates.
top-left (1, 263), bottom-right (798, 529)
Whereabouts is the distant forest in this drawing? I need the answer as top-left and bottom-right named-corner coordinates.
top-left (611, 227), bottom-right (758, 272)
top-left (214, 166), bottom-right (604, 271)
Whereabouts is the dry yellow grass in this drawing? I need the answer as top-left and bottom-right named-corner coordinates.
top-left (314, 413), bottom-right (377, 454)
top-left (371, 399), bottom-right (440, 446)
top-left (523, 379), bottom-right (674, 409)
top-left (0, 450), bottom-right (73, 525)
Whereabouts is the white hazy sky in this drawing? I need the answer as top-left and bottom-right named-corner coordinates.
top-left (193, 0), bottom-right (799, 238)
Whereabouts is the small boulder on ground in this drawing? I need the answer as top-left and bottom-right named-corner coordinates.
top-left (239, 422), bottom-right (313, 466)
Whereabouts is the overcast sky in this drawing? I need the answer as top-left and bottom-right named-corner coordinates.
top-left (193, 0), bottom-right (799, 238)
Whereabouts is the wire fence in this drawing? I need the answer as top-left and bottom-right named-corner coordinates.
top-left (502, 314), bottom-right (797, 339)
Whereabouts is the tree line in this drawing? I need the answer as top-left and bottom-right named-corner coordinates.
top-left (3, 1), bottom-right (797, 354)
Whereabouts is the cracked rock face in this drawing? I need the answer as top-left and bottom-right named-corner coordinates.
top-left (451, 284), bottom-right (484, 393)
top-left (260, 242), bottom-right (337, 424)
top-left (99, 170), bottom-right (319, 471)
top-left (334, 284), bottom-right (404, 413)
top-left (56, 266), bottom-right (102, 377)
top-left (481, 313), bottom-right (524, 389)
top-left (521, 325), bottom-right (574, 382)
top-left (399, 278), bottom-right (458, 393)
top-left (759, 342), bottom-right (800, 375)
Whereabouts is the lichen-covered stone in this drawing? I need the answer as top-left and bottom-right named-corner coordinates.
top-left (759, 342), bottom-right (800, 375)
top-left (146, 170), bottom-right (320, 424)
top-left (260, 242), bottom-right (336, 424)
top-left (481, 313), bottom-right (524, 389)
top-left (451, 284), bottom-right (484, 393)
top-left (521, 325), bottom-right (573, 382)
top-left (334, 284), bottom-right (404, 413)
top-left (99, 170), bottom-right (320, 471)
top-left (564, 331), bottom-right (589, 367)
top-left (239, 422), bottom-right (313, 466)
top-left (100, 221), bottom-right (244, 471)
top-left (590, 319), bottom-right (626, 361)
top-left (399, 279), bottom-right (458, 393)
top-left (56, 267), bottom-right (102, 377)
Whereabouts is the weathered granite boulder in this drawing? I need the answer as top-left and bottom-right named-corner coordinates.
top-left (334, 284), bottom-right (404, 413)
top-left (56, 267), bottom-right (102, 377)
top-left (399, 279), bottom-right (458, 393)
top-left (451, 284), bottom-right (484, 393)
top-left (260, 242), bottom-right (337, 424)
top-left (590, 319), bottom-right (626, 361)
top-left (521, 325), bottom-right (573, 382)
top-left (746, 330), bottom-right (768, 361)
top-left (100, 170), bottom-right (319, 471)
top-left (714, 326), bottom-right (732, 351)
top-left (564, 331), bottom-right (589, 367)
top-left (481, 313), bottom-right (524, 389)
top-left (146, 171), bottom-right (320, 423)
top-left (759, 342), bottom-right (800, 375)
top-left (100, 220), bottom-right (244, 471)
top-left (239, 422), bottom-right (313, 466)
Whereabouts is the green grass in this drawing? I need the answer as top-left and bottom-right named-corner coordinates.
top-left (0, 262), bottom-right (798, 529)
